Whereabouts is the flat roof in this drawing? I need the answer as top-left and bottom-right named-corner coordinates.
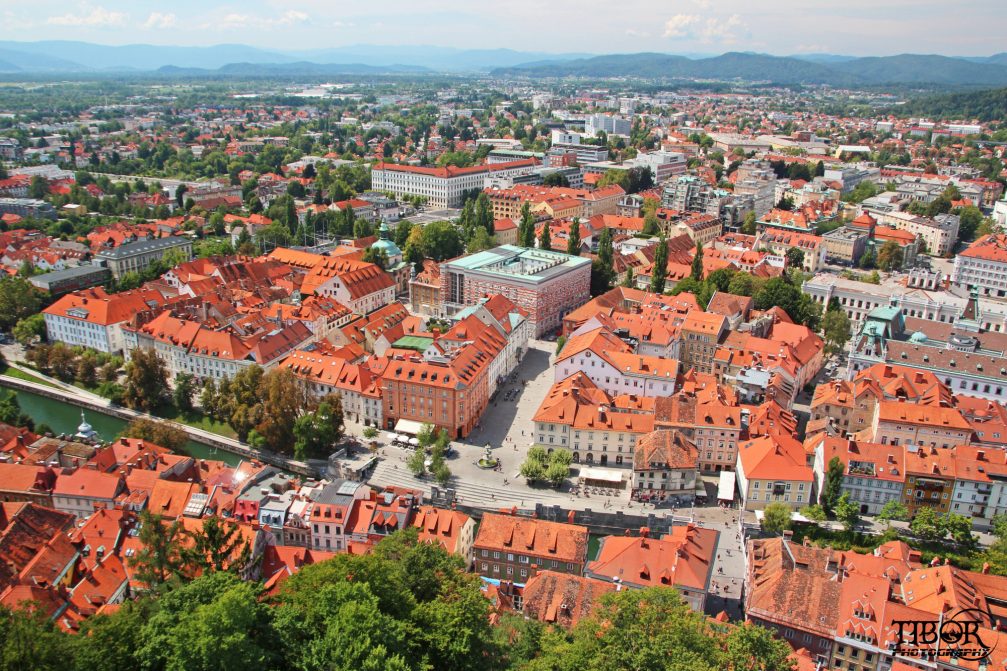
top-left (95, 235), bottom-right (191, 259)
top-left (29, 265), bottom-right (109, 284)
top-left (444, 245), bottom-right (591, 283)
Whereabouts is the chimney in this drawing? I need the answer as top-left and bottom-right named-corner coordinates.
top-left (983, 562), bottom-right (991, 575)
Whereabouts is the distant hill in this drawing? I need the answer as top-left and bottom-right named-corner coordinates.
top-left (493, 52), bottom-right (1007, 87)
top-left (0, 40), bottom-right (589, 73)
top-left (0, 41), bottom-right (295, 71)
top-left (830, 54), bottom-right (1007, 86)
top-left (0, 46), bottom-right (84, 72)
top-left (156, 61), bottom-right (431, 77)
top-left (902, 87), bottom-right (1007, 122)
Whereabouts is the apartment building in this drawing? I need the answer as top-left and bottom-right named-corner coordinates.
top-left (124, 312), bottom-right (311, 380)
top-left (472, 513), bottom-right (589, 582)
top-left (554, 326), bottom-right (680, 398)
top-left (953, 234), bottom-right (1007, 297)
top-left (44, 287), bottom-right (169, 354)
top-left (679, 311), bottom-right (728, 374)
top-left (736, 434), bottom-right (814, 511)
top-left (533, 372), bottom-right (655, 467)
top-left (630, 430), bottom-right (699, 502)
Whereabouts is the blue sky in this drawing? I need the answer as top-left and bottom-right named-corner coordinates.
top-left (1, 0), bottom-right (1004, 56)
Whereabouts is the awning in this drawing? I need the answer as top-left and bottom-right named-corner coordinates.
top-left (394, 419), bottom-right (426, 436)
top-left (717, 471), bottom-right (736, 502)
top-left (578, 467), bottom-right (625, 484)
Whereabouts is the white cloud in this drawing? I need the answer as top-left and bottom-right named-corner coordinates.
top-left (47, 5), bottom-right (126, 27)
top-left (691, 0), bottom-right (711, 8)
top-left (333, 20), bottom-right (356, 28)
top-left (699, 14), bottom-right (744, 44)
top-left (219, 10), bottom-right (309, 30)
top-left (142, 12), bottom-right (176, 30)
top-left (663, 14), bottom-right (700, 38)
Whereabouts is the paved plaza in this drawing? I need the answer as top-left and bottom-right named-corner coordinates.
top-left (354, 337), bottom-right (753, 617)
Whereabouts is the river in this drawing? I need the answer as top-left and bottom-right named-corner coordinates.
top-left (8, 387), bottom-right (243, 467)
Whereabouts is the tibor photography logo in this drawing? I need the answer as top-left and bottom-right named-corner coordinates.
top-left (891, 608), bottom-right (997, 661)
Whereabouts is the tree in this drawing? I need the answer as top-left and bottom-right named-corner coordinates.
top-left (0, 390), bottom-right (31, 429)
top-left (75, 350), bottom-right (98, 387)
top-left (12, 314), bottom-right (46, 345)
top-left (876, 500), bottom-right (909, 527)
top-left (185, 517), bottom-right (251, 574)
top-left (420, 221), bottom-right (464, 261)
top-left (762, 502), bottom-right (792, 535)
top-left (466, 227), bottom-right (494, 253)
top-left (642, 212), bottom-right (660, 236)
top-left (518, 202), bottom-right (536, 248)
top-left (0, 604), bottom-right (73, 671)
top-left (785, 246), bottom-right (805, 270)
top-left (942, 512), bottom-right (977, 552)
top-left (876, 240), bottom-right (904, 271)
top-left (47, 343), bottom-right (75, 382)
top-left (799, 504), bottom-right (827, 522)
top-left (835, 493), bottom-right (860, 532)
top-left (130, 510), bottom-right (189, 589)
top-left (728, 271), bottom-right (756, 296)
top-left (28, 175), bottom-right (49, 199)
top-left (958, 205), bottom-right (984, 242)
top-left (0, 276), bottom-right (44, 331)
top-left (546, 460), bottom-right (569, 487)
top-left (821, 456), bottom-right (845, 514)
top-left (690, 241), bottom-right (704, 281)
top-left (650, 236), bottom-right (668, 294)
top-left (175, 184), bottom-right (187, 209)
top-left (531, 586), bottom-right (792, 671)
top-left (519, 458), bottom-right (546, 483)
top-left (407, 448), bottom-right (427, 476)
top-left (122, 348), bottom-right (169, 411)
top-left (597, 226), bottom-right (614, 268)
top-left (538, 221), bottom-right (552, 251)
top-left (122, 417), bottom-right (188, 452)
top-left (909, 506), bottom-right (943, 541)
top-left (723, 621), bottom-right (796, 671)
top-left (475, 192), bottom-right (493, 236)
top-left (566, 221), bottom-right (581, 256)
top-left (293, 394), bottom-right (345, 460)
top-left (822, 308), bottom-right (851, 353)
top-left (138, 572), bottom-right (278, 671)
top-left (622, 266), bottom-right (634, 288)
top-left (172, 372), bottom-right (196, 413)
top-left (255, 369), bottom-right (307, 453)
top-left (741, 211), bottom-right (758, 235)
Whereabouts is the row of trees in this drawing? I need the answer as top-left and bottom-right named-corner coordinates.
top-left (0, 529), bottom-right (793, 671)
top-left (200, 365), bottom-right (344, 459)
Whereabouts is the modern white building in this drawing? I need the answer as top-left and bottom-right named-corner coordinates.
top-left (370, 159), bottom-right (537, 208)
top-left (43, 287), bottom-right (169, 354)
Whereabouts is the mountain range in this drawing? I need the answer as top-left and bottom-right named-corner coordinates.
top-left (492, 52), bottom-right (1007, 86)
top-left (0, 41), bottom-right (1006, 87)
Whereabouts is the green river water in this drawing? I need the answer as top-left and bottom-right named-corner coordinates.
top-left (6, 386), bottom-right (242, 466)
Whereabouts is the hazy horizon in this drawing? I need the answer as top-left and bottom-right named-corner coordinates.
top-left (1, 0), bottom-right (1004, 58)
